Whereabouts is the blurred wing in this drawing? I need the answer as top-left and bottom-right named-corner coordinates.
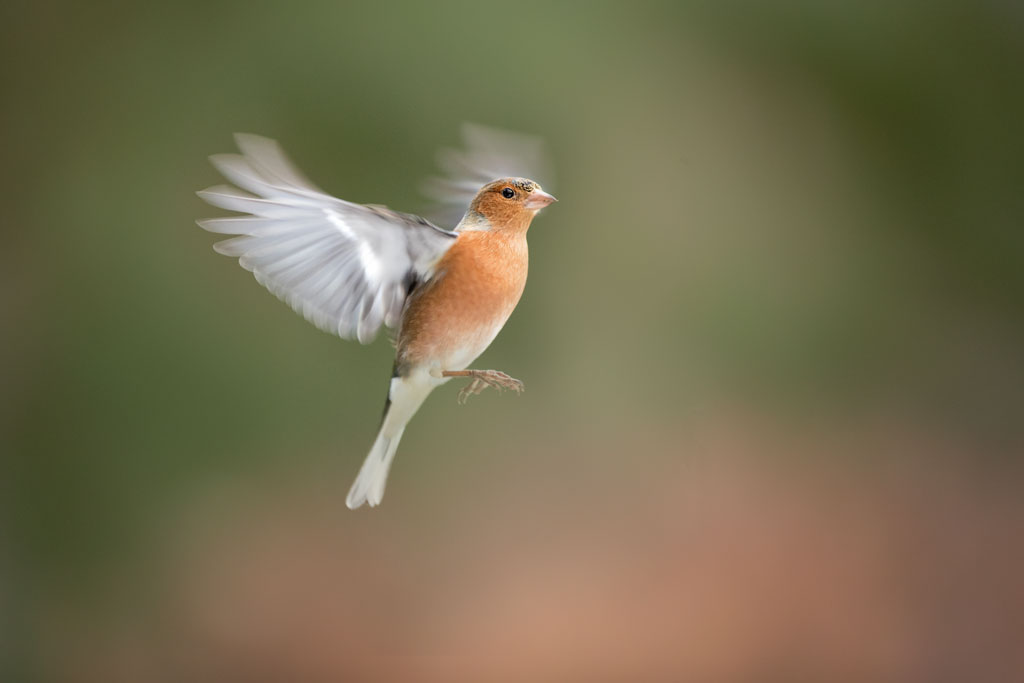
top-left (197, 134), bottom-right (457, 344)
top-left (421, 123), bottom-right (555, 227)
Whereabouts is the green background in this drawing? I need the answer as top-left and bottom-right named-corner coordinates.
top-left (5, 2), bottom-right (1023, 680)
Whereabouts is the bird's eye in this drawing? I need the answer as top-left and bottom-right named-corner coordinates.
top-left (501, 187), bottom-right (515, 199)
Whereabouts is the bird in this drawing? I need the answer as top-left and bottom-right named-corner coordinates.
top-left (196, 126), bottom-right (556, 509)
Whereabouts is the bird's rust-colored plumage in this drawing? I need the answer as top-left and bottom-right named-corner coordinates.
top-left (396, 177), bottom-right (550, 375)
top-left (397, 228), bottom-right (529, 374)
top-left (464, 178), bottom-right (544, 234)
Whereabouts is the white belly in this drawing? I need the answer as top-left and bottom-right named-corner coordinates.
top-left (438, 316), bottom-right (510, 373)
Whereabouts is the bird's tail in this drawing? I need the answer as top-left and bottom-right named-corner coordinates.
top-left (346, 373), bottom-right (435, 509)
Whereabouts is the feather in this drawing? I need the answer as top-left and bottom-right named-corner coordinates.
top-left (197, 134), bottom-right (457, 344)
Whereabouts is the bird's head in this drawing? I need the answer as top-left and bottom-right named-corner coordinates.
top-left (462, 177), bottom-right (557, 233)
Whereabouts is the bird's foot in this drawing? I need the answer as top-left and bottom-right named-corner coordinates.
top-left (444, 369), bottom-right (524, 404)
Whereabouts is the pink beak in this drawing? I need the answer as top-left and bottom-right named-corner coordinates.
top-left (524, 190), bottom-right (558, 210)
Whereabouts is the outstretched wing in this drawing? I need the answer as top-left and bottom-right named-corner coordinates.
top-left (420, 123), bottom-right (554, 227)
top-left (197, 134), bottom-right (457, 344)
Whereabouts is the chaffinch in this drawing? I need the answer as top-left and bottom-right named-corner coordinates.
top-left (197, 126), bottom-right (556, 509)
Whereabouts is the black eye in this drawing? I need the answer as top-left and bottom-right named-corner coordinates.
top-left (501, 187), bottom-right (515, 199)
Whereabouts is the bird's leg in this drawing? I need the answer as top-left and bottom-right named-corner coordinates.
top-left (442, 369), bottom-right (525, 404)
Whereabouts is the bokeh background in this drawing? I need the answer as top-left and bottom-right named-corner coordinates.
top-left (4, 1), bottom-right (1023, 680)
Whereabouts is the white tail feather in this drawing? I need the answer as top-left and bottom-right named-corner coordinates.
top-left (345, 427), bottom-right (405, 508)
top-left (346, 374), bottom-right (436, 509)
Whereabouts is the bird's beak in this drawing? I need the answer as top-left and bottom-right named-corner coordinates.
top-left (524, 190), bottom-right (558, 210)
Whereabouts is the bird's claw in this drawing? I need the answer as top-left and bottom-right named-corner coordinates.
top-left (457, 370), bottom-right (524, 404)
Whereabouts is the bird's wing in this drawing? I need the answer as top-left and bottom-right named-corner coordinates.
top-left (420, 123), bottom-right (554, 227)
top-left (197, 134), bottom-right (457, 344)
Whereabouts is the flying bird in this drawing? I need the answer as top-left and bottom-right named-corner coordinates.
top-left (196, 125), bottom-right (556, 509)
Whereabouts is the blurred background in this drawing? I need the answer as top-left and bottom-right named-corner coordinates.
top-left (3, 1), bottom-right (1023, 680)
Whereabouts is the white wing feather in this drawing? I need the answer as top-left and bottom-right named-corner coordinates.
top-left (197, 134), bottom-right (457, 344)
top-left (421, 123), bottom-right (554, 227)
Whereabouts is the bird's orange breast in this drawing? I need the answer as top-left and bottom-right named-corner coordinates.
top-left (396, 230), bottom-right (528, 372)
